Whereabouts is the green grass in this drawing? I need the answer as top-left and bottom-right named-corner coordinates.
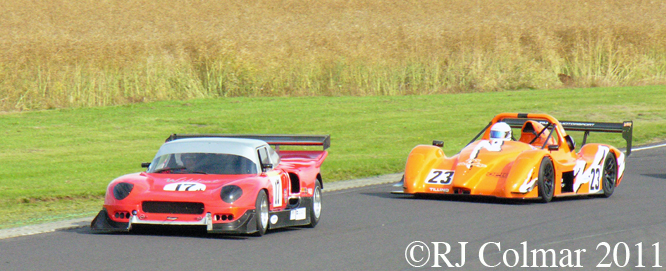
top-left (1, 86), bottom-right (665, 228)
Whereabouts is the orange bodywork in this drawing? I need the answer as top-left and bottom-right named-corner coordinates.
top-left (401, 113), bottom-right (628, 201)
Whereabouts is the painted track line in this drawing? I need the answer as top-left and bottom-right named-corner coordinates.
top-left (633, 142), bottom-right (666, 151)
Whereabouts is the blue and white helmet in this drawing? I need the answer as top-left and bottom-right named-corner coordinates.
top-left (490, 122), bottom-right (512, 141)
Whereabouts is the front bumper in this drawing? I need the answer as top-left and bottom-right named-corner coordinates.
top-left (90, 208), bottom-right (258, 234)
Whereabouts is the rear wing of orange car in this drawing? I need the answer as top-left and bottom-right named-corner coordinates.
top-left (503, 118), bottom-right (633, 156)
top-left (165, 134), bottom-right (331, 150)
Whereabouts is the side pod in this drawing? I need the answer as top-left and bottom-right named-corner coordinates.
top-left (504, 150), bottom-right (547, 198)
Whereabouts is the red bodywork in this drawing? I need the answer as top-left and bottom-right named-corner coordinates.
top-left (91, 135), bottom-right (329, 235)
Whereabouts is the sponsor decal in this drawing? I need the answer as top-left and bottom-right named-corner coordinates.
top-left (270, 215), bottom-right (278, 224)
top-left (429, 187), bottom-right (449, 193)
top-left (459, 140), bottom-right (503, 169)
top-left (165, 177), bottom-right (219, 184)
top-left (468, 140), bottom-right (504, 162)
top-left (561, 122), bottom-right (595, 127)
top-left (458, 158), bottom-right (487, 169)
top-left (164, 182), bottom-right (206, 191)
top-left (486, 172), bottom-right (509, 178)
top-left (290, 207), bottom-right (306, 220)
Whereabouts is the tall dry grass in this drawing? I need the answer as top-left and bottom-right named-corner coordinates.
top-left (1, 0), bottom-right (665, 111)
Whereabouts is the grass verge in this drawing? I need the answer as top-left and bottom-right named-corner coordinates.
top-left (1, 86), bottom-right (665, 228)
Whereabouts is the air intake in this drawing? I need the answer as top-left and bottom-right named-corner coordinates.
top-left (142, 201), bottom-right (204, 214)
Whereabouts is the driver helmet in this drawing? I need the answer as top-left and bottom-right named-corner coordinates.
top-left (181, 153), bottom-right (197, 164)
top-left (490, 122), bottom-right (512, 141)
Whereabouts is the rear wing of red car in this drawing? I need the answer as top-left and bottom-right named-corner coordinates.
top-left (165, 134), bottom-right (331, 150)
top-left (503, 118), bottom-right (633, 156)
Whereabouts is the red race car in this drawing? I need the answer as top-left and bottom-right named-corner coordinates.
top-left (91, 134), bottom-right (330, 236)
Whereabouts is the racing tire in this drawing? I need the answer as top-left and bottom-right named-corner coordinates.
top-left (601, 152), bottom-right (617, 198)
top-left (253, 190), bottom-right (269, 236)
top-left (537, 156), bottom-right (555, 203)
top-left (306, 180), bottom-right (322, 228)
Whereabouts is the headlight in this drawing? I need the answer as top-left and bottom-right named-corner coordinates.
top-left (220, 185), bottom-right (243, 204)
top-left (113, 182), bottom-right (134, 200)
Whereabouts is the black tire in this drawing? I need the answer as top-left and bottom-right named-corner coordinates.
top-left (306, 180), bottom-right (322, 228)
top-left (601, 152), bottom-right (618, 198)
top-left (253, 190), bottom-right (269, 236)
top-left (537, 156), bottom-right (555, 203)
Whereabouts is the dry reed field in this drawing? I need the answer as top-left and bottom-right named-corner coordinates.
top-left (1, 0), bottom-right (665, 111)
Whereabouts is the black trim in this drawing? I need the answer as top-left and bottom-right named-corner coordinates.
top-left (541, 125), bottom-right (556, 149)
top-left (90, 209), bottom-right (130, 233)
top-left (166, 134), bottom-right (331, 150)
top-left (142, 201), bottom-right (205, 215)
top-left (622, 121), bottom-right (633, 156)
top-left (210, 210), bottom-right (257, 234)
top-left (267, 197), bottom-right (314, 229)
top-left (528, 123), bottom-right (552, 145)
top-left (113, 183), bottom-right (134, 200)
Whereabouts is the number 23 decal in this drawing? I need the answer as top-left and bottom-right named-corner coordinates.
top-left (426, 170), bottom-right (455, 185)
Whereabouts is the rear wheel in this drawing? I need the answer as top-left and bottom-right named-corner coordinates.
top-left (537, 156), bottom-right (555, 203)
top-left (253, 190), bottom-right (269, 236)
top-left (602, 152), bottom-right (617, 198)
top-left (306, 180), bottom-right (322, 228)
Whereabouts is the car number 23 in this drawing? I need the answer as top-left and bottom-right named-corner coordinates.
top-left (426, 170), bottom-right (455, 185)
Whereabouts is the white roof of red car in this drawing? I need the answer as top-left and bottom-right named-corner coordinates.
top-left (154, 137), bottom-right (267, 162)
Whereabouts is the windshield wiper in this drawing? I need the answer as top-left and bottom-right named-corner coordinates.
top-left (153, 166), bottom-right (187, 173)
top-left (153, 167), bottom-right (208, 174)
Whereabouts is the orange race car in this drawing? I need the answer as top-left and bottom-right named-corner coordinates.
top-left (393, 113), bottom-right (633, 202)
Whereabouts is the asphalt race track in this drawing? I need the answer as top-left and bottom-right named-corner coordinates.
top-left (1, 145), bottom-right (665, 270)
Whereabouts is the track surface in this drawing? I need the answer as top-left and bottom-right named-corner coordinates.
top-left (1, 146), bottom-right (665, 270)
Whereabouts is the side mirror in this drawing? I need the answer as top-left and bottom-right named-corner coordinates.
top-left (564, 135), bottom-right (576, 152)
top-left (432, 140), bottom-right (444, 147)
top-left (141, 162), bottom-right (151, 168)
top-left (261, 163), bottom-right (273, 172)
top-left (547, 145), bottom-right (559, 151)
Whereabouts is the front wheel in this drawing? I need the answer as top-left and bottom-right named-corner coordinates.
top-left (306, 180), bottom-right (322, 228)
top-left (601, 152), bottom-right (617, 198)
top-left (537, 156), bottom-right (555, 203)
top-left (253, 190), bottom-right (269, 236)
